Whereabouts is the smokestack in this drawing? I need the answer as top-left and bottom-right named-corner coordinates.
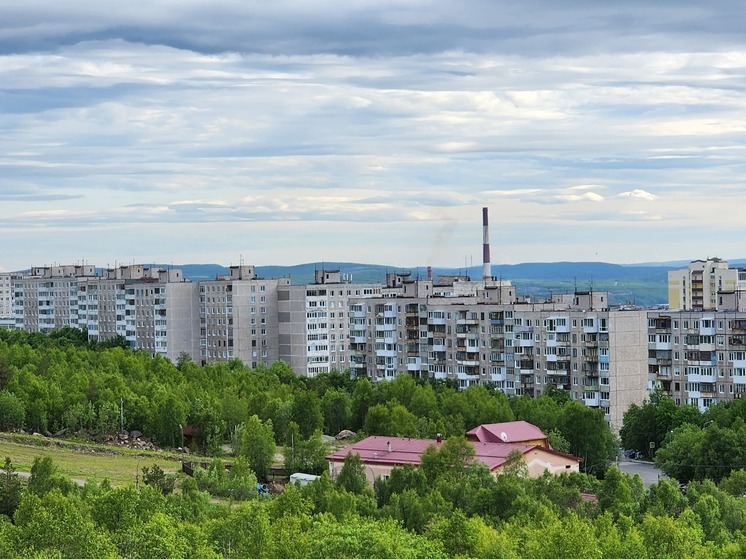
top-left (427, 266), bottom-right (432, 281)
top-left (482, 207), bottom-right (491, 281)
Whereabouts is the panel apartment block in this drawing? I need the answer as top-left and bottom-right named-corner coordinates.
top-left (198, 265), bottom-right (289, 368)
top-left (279, 269), bottom-right (382, 377)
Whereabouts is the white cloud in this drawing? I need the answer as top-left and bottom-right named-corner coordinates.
top-left (617, 189), bottom-right (658, 201)
top-left (1, 2), bottom-right (746, 269)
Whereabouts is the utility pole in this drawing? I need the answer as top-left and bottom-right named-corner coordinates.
top-left (119, 398), bottom-right (124, 433)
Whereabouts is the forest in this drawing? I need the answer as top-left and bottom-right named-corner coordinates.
top-left (0, 328), bottom-right (745, 557)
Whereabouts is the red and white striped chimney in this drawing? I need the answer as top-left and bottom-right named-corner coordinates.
top-left (482, 207), bottom-right (491, 281)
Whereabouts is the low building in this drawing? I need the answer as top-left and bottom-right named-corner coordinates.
top-left (466, 420), bottom-right (550, 448)
top-left (327, 422), bottom-right (581, 485)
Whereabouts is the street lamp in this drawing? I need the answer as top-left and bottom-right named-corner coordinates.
top-left (178, 423), bottom-right (184, 451)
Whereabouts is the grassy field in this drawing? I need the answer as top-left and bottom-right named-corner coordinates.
top-left (0, 434), bottom-right (184, 487)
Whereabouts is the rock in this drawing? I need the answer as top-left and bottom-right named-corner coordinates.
top-left (130, 430), bottom-right (143, 439)
top-left (335, 429), bottom-right (356, 440)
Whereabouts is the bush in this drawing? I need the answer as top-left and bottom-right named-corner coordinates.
top-left (194, 456), bottom-right (258, 500)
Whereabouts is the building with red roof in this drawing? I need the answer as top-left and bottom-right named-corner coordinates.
top-left (466, 421), bottom-right (549, 448)
top-left (327, 422), bottom-right (580, 485)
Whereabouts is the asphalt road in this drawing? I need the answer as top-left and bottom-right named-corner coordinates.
top-left (616, 459), bottom-right (667, 488)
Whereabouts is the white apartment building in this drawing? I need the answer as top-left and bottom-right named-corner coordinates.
top-left (668, 258), bottom-right (743, 311)
top-left (0, 273), bottom-right (17, 329)
top-left (647, 311), bottom-right (746, 412)
top-left (14, 265), bottom-right (97, 332)
top-left (11, 264), bottom-right (199, 362)
top-left (279, 269), bottom-right (383, 377)
top-left (198, 265), bottom-right (290, 367)
top-left (348, 282), bottom-right (647, 430)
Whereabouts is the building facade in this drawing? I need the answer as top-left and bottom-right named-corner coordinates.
top-left (668, 258), bottom-right (743, 311)
top-left (198, 265), bottom-right (290, 367)
top-left (278, 269), bottom-right (383, 377)
top-left (647, 310), bottom-right (746, 412)
top-left (12, 259), bottom-right (746, 429)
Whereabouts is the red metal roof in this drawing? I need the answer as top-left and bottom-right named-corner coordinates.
top-left (326, 435), bottom-right (576, 472)
top-left (465, 421), bottom-right (547, 444)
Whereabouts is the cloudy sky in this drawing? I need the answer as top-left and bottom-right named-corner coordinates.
top-left (2, 1), bottom-right (746, 272)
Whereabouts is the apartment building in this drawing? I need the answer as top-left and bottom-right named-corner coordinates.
top-left (198, 265), bottom-right (290, 367)
top-left (10, 264), bottom-right (199, 362)
top-left (17, 256), bottom-right (746, 428)
top-left (0, 273), bottom-right (17, 329)
top-left (347, 277), bottom-right (648, 429)
top-left (668, 258), bottom-right (744, 311)
top-left (278, 269), bottom-right (383, 377)
top-left (647, 310), bottom-right (746, 412)
top-left (14, 265), bottom-right (97, 332)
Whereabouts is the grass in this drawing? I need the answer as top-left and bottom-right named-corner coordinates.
top-left (0, 433), bottom-right (184, 486)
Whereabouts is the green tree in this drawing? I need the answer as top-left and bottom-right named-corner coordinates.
top-left (234, 415), bottom-right (276, 480)
top-left (502, 448), bottom-right (529, 477)
top-left (322, 389), bottom-right (351, 436)
top-left (141, 464), bottom-right (176, 495)
top-left (13, 490), bottom-right (118, 558)
top-left (27, 457), bottom-right (75, 497)
top-left (291, 391), bottom-right (323, 440)
top-left (559, 401), bottom-right (617, 476)
top-left (598, 466), bottom-right (641, 519)
top-left (335, 452), bottom-right (369, 495)
top-left (284, 429), bottom-right (328, 476)
top-left (363, 403), bottom-right (391, 435)
top-left (0, 457), bottom-right (22, 518)
top-left (420, 436), bottom-right (475, 484)
top-left (0, 390), bottom-right (25, 431)
top-left (655, 423), bottom-right (705, 484)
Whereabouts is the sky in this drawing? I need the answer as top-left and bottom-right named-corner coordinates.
top-left (2, 1), bottom-right (746, 272)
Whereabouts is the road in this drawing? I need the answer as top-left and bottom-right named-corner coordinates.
top-left (616, 459), bottom-right (667, 488)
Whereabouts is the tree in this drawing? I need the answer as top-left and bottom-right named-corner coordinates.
top-left (598, 466), bottom-right (642, 519)
top-left (0, 390), bottom-right (24, 431)
top-left (291, 392), bottom-right (323, 440)
top-left (322, 389), bottom-right (351, 436)
top-left (363, 403), bottom-right (391, 435)
top-left (284, 429), bottom-right (328, 476)
top-left (13, 490), bottom-right (118, 558)
top-left (559, 401), bottom-right (617, 476)
top-left (420, 436), bottom-right (475, 484)
top-left (335, 452), bottom-right (369, 495)
top-left (234, 415), bottom-right (276, 480)
top-left (141, 464), bottom-right (175, 495)
top-left (655, 423), bottom-right (705, 484)
top-left (0, 457), bottom-right (22, 518)
top-left (27, 457), bottom-right (75, 497)
top-left (502, 449), bottom-right (529, 477)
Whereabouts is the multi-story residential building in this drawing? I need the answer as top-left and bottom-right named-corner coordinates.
top-left (278, 269), bottom-right (383, 377)
top-left (11, 264), bottom-right (199, 362)
top-left (347, 277), bottom-right (648, 430)
top-left (0, 272), bottom-right (17, 329)
top-left (14, 265), bottom-right (97, 332)
top-left (647, 310), bottom-right (746, 412)
top-left (198, 265), bottom-right (290, 367)
top-left (668, 258), bottom-right (743, 311)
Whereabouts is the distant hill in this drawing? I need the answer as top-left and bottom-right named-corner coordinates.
top-left (170, 261), bottom-right (674, 307)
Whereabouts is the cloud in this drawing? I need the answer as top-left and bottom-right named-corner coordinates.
top-left (1, 1), bottom-right (746, 269)
top-left (554, 192), bottom-right (605, 203)
top-left (617, 189), bottom-right (658, 200)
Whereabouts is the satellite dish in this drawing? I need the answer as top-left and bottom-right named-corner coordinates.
top-left (500, 432), bottom-right (509, 442)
